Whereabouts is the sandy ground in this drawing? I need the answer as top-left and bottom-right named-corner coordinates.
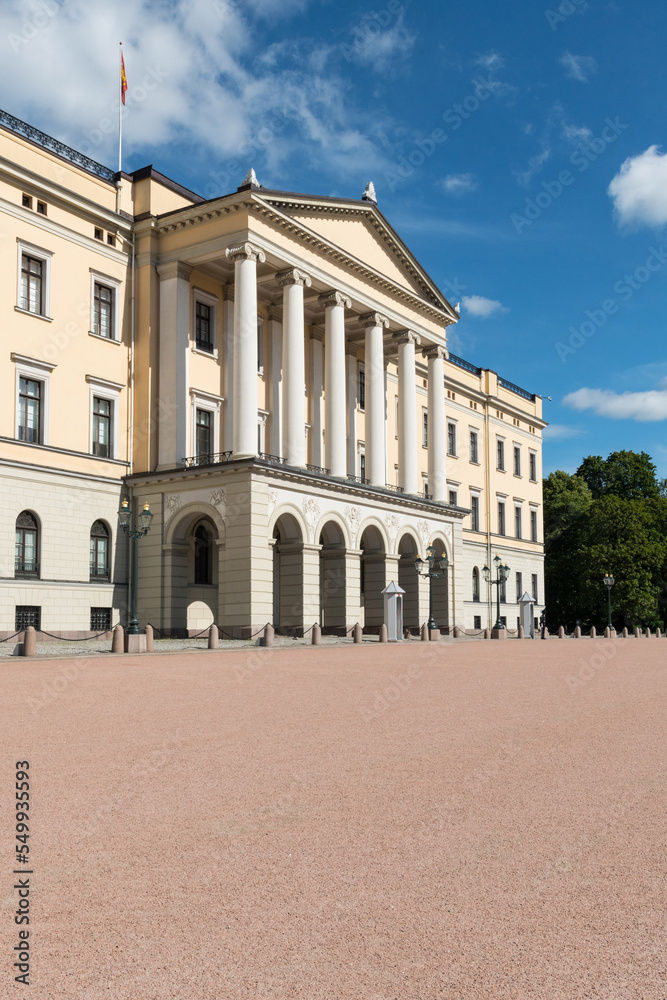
top-left (1, 638), bottom-right (665, 999)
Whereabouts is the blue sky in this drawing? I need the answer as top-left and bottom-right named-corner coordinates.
top-left (4, 0), bottom-right (667, 477)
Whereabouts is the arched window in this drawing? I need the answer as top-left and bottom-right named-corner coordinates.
top-left (15, 512), bottom-right (39, 579)
top-left (90, 521), bottom-right (110, 581)
top-left (194, 523), bottom-right (212, 585)
top-left (472, 567), bottom-right (480, 602)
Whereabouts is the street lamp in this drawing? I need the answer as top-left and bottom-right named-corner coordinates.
top-left (482, 554), bottom-right (511, 631)
top-left (415, 544), bottom-right (449, 630)
top-left (603, 572), bottom-right (615, 631)
top-left (118, 497), bottom-right (153, 635)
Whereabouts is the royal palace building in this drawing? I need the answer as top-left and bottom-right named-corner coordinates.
top-left (0, 109), bottom-right (546, 638)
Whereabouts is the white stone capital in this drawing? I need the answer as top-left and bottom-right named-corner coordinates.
top-left (359, 311), bottom-right (389, 329)
top-left (226, 242), bottom-right (266, 264)
top-left (319, 290), bottom-right (351, 310)
top-left (422, 344), bottom-right (448, 361)
top-left (393, 329), bottom-right (421, 348)
top-left (276, 267), bottom-right (312, 288)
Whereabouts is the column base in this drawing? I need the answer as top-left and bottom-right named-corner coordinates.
top-left (124, 634), bottom-right (147, 653)
top-left (491, 628), bottom-right (507, 640)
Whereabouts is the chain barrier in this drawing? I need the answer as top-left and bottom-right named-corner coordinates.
top-left (0, 630), bottom-right (24, 643)
top-left (36, 626), bottom-right (121, 642)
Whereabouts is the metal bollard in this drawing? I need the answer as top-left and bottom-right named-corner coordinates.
top-left (208, 624), bottom-right (219, 649)
top-left (145, 624), bottom-right (154, 652)
top-left (111, 624), bottom-right (124, 653)
top-left (312, 623), bottom-right (321, 646)
top-left (353, 623), bottom-right (363, 644)
top-left (420, 623), bottom-right (429, 642)
top-left (263, 624), bottom-right (274, 648)
top-left (22, 626), bottom-right (36, 657)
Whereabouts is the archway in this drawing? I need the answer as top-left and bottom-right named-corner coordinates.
top-left (360, 524), bottom-right (386, 631)
top-left (431, 537), bottom-right (449, 631)
top-left (319, 521), bottom-right (346, 634)
top-left (165, 508), bottom-right (221, 635)
top-left (398, 532), bottom-right (420, 632)
top-left (272, 512), bottom-right (305, 634)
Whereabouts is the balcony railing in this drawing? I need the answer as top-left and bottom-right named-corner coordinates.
top-left (306, 464), bottom-right (331, 475)
top-left (258, 453), bottom-right (288, 466)
top-left (195, 339), bottom-right (215, 354)
top-left (448, 353), bottom-right (482, 376)
top-left (90, 567), bottom-right (110, 582)
top-left (15, 561), bottom-right (39, 579)
top-left (0, 109), bottom-right (116, 182)
top-left (498, 376), bottom-right (536, 402)
top-left (183, 451), bottom-right (232, 469)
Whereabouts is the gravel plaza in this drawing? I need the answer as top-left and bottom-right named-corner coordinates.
top-left (1, 638), bottom-right (665, 998)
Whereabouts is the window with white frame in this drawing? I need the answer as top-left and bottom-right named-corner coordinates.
top-left (17, 241), bottom-right (52, 318)
top-left (470, 428), bottom-right (479, 464)
top-left (515, 504), bottom-right (522, 539)
top-left (448, 488), bottom-right (458, 506)
top-left (470, 494), bottom-right (480, 531)
top-left (358, 367), bottom-right (365, 411)
top-left (87, 376), bottom-right (122, 459)
top-left (516, 571), bottom-right (523, 603)
top-left (192, 288), bottom-right (218, 356)
top-left (447, 421), bottom-right (457, 456)
top-left (497, 436), bottom-right (505, 470)
top-left (190, 390), bottom-right (222, 462)
top-left (532, 574), bottom-right (539, 602)
top-left (529, 450), bottom-right (537, 482)
top-left (514, 444), bottom-right (521, 476)
top-left (358, 444), bottom-right (366, 482)
top-left (498, 499), bottom-right (506, 536)
top-left (257, 318), bottom-right (265, 373)
top-left (90, 270), bottom-right (121, 341)
top-left (395, 396), bottom-right (399, 438)
top-left (531, 507), bottom-right (538, 542)
top-left (472, 567), bottom-right (480, 602)
top-left (13, 354), bottom-right (55, 445)
top-left (422, 408), bottom-right (428, 447)
top-left (422, 472), bottom-right (429, 496)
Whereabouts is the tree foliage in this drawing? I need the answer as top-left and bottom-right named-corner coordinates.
top-left (544, 452), bottom-right (667, 630)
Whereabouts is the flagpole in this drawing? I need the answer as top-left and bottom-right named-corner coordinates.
top-left (118, 42), bottom-right (123, 175)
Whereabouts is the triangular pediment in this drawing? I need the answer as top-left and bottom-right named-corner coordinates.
top-left (255, 190), bottom-right (456, 316)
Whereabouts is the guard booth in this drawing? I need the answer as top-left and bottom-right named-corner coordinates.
top-left (382, 581), bottom-right (405, 642)
top-left (519, 592), bottom-right (535, 637)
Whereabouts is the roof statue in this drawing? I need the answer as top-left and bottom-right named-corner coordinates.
top-left (362, 181), bottom-right (377, 204)
top-left (240, 167), bottom-right (259, 188)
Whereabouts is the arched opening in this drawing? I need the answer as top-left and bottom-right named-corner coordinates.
top-left (398, 532), bottom-right (420, 632)
top-left (90, 520), bottom-right (111, 581)
top-left (319, 521), bottom-right (346, 635)
top-left (194, 523), bottom-right (213, 585)
top-left (272, 513), bottom-right (305, 634)
top-left (15, 511), bottom-right (39, 579)
top-left (164, 508), bottom-right (221, 636)
top-left (360, 525), bottom-right (386, 632)
top-left (472, 566), bottom-right (480, 602)
top-left (431, 538), bottom-right (449, 631)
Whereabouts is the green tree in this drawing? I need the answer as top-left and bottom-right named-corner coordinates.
top-left (543, 471), bottom-right (592, 629)
top-left (576, 450), bottom-right (660, 500)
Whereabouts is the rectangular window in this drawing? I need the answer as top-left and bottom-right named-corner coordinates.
top-left (470, 429), bottom-right (479, 464)
top-left (257, 319), bottom-right (264, 372)
top-left (422, 474), bottom-right (429, 497)
top-left (515, 506), bottom-right (522, 539)
top-left (22, 194), bottom-right (33, 209)
top-left (497, 438), bottom-right (505, 471)
top-left (36, 201), bottom-right (47, 216)
top-left (516, 571), bottom-right (523, 603)
top-left (474, 615), bottom-right (481, 630)
top-left (500, 615), bottom-right (507, 627)
top-left (471, 495), bottom-right (480, 531)
top-left (529, 451), bottom-right (537, 482)
top-left (196, 408), bottom-right (212, 459)
top-left (94, 227), bottom-right (103, 241)
top-left (90, 608), bottom-right (112, 632)
top-left (514, 445), bottom-right (521, 476)
top-left (448, 489), bottom-right (458, 506)
top-left (92, 396), bottom-right (112, 457)
top-left (106, 234), bottom-right (115, 247)
top-left (531, 509), bottom-right (538, 542)
top-left (532, 574), bottom-right (538, 602)
top-left (18, 377), bottom-right (42, 443)
top-left (498, 500), bottom-right (506, 536)
top-left (447, 421), bottom-right (457, 456)
top-left (93, 282), bottom-right (114, 339)
top-left (20, 254), bottom-right (43, 314)
top-left (423, 409), bottom-right (428, 448)
top-left (360, 451), bottom-right (366, 483)
top-left (15, 606), bottom-right (40, 631)
top-left (358, 368), bottom-right (365, 410)
top-left (195, 302), bottom-right (213, 352)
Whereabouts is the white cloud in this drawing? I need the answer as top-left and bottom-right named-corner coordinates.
top-left (462, 295), bottom-right (508, 319)
top-left (608, 146), bottom-right (667, 229)
top-left (344, 13), bottom-right (416, 74)
top-left (559, 52), bottom-right (597, 82)
top-left (542, 424), bottom-right (586, 440)
top-left (1, 0), bottom-right (389, 192)
top-left (564, 381), bottom-right (667, 421)
top-left (562, 123), bottom-right (593, 144)
top-left (475, 51), bottom-right (504, 73)
top-left (440, 173), bottom-right (477, 195)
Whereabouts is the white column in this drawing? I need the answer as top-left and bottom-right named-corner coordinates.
top-left (423, 345), bottom-right (448, 501)
top-left (278, 267), bottom-right (311, 467)
top-left (346, 344), bottom-right (358, 476)
top-left (309, 328), bottom-right (324, 467)
top-left (222, 283), bottom-right (234, 454)
top-left (320, 291), bottom-right (350, 477)
top-left (226, 243), bottom-right (265, 459)
top-left (268, 305), bottom-right (283, 457)
top-left (157, 261), bottom-right (192, 470)
top-left (360, 312), bottom-right (389, 486)
top-left (393, 330), bottom-right (421, 495)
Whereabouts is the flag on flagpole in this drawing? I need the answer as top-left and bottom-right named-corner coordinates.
top-left (120, 47), bottom-right (128, 105)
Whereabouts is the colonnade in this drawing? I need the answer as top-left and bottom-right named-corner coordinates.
top-left (158, 242), bottom-right (449, 501)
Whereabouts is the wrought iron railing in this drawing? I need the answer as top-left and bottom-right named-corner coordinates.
top-left (258, 452), bottom-right (288, 465)
top-left (498, 376), bottom-right (536, 402)
top-left (183, 451), bottom-right (232, 469)
top-left (448, 353), bottom-right (482, 376)
top-left (0, 109), bottom-right (116, 182)
top-left (195, 338), bottom-right (215, 354)
top-left (384, 483), bottom-right (405, 493)
top-left (306, 464), bottom-right (331, 475)
top-left (89, 568), bottom-right (110, 582)
top-left (15, 561), bottom-right (39, 579)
